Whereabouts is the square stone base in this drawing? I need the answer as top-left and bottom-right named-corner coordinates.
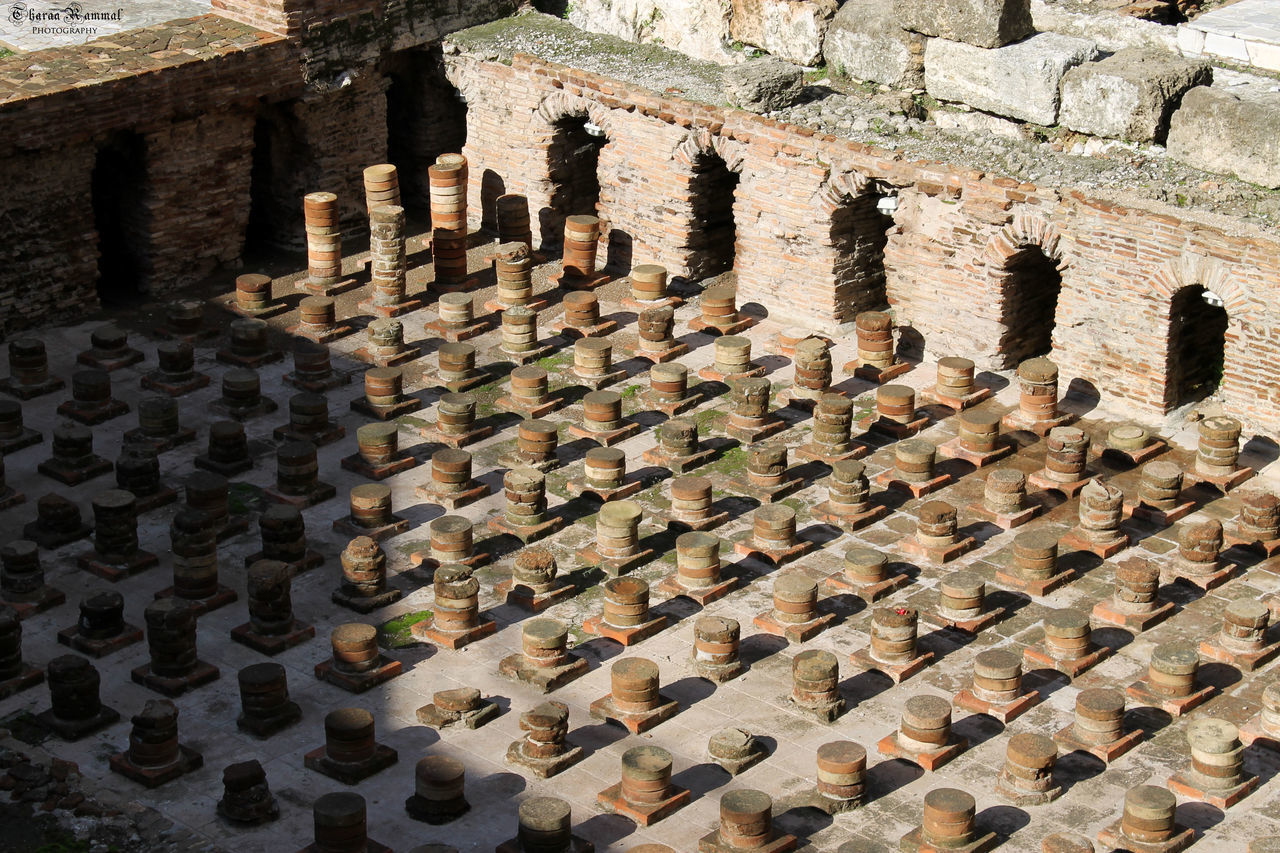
top-left (589, 694), bottom-right (679, 734)
top-left (411, 549), bottom-right (490, 573)
top-left (725, 417), bottom-right (787, 444)
top-left (553, 317), bottom-right (618, 339)
top-left (1027, 471), bottom-right (1092, 498)
top-left (77, 349), bottom-right (144, 372)
top-left (208, 397), bottom-right (278, 423)
top-left (430, 274), bottom-right (481, 295)
top-left (496, 394), bottom-right (561, 419)
top-left (709, 744), bottom-right (766, 775)
top-left (925, 385), bottom-right (993, 411)
top-left (1054, 722), bottom-right (1143, 763)
top-left (357, 296), bottom-right (425, 319)
top-left (506, 740), bottom-right (585, 778)
top-left (1002, 410), bottom-right (1075, 436)
top-left (420, 422), bottom-right (494, 449)
top-left (1126, 680), bottom-right (1213, 717)
top-left (583, 614), bottom-right (668, 646)
top-left (642, 391), bottom-right (702, 418)
top-left (121, 427), bottom-right (198, 454)
top-left (130, 660), bottom-right (219, 697)
top-left (753, 610), bottom-right (836, 643)
top-left (110, 744), bottom-right (203, 788)
top-left (350, 396), bottom-right (424, 422)
top-left (424, 369), bottom-right (491, 394)
top-left (488, 514), bottom-right (564, 544)
top-left (497, 836), bottom-right (593, 853)
top-left (37, 456), bottom-right (113, 486)
top-left (995, 568), bottom-right (1076, 598)
top-left (726, 474), bottom-right (804, 505)
top-left (487, 343), bottom-right (553, 367)
top-left (484, 297), bottom-right (549, 314)
top-left (57, 623), bottom-right (143, 658)
top-left (314, 655), bottom-right (402, 693)
top-left (1125, 500), bottom-right (1198, 526)
top-left (877, 733), bottom-right (967, 771)
top-left (627, 340), bottom-right (689, 365)
top-left (332, 515), bottom-right (411, 543)
top-left (304, 743), bottom-right (397, 785)
top-left (621, 294), bottom-right (682, 312)
top-left (995, 778), bottom-right (1062, 807)
top-left (272, 423), bottom-right (346, 450)
top-left (695, 658), bottom-right (745, 683)
top-left (936, 436), bottom-right (1014, 467)
top-left (811, 502), bottom-right (888, 532)
top-left (497, 449), bottom-right (558, 472)
top-left (231, 620), bottom-right (315, 656)
top-left (332, 586), bottom-right (405, 614)
top-left (194, 454), bottom-right (253, 477)
top-left (654, 571), bottom-right (738, 606)
top-left (792, 789), bottom-right (862, 816)
top-left (495, 577), bottom-right (575, 612)
top-left (851, 647), bottom-right (933, 684)
top-left (1058, 530), bottom-right (1129, 559)
top-left (1093, 439), bottom-right (1168, 466)
top-left (264, 482), bottom-right (337, 509)
top-left (416, 482), bottom-right (492, 511)
top-left (698, 364), bottom-right (766, 384)
top-left (567, 421), bottom-right (641, 447)
top-left (405, 793), bottom-right (469, 825)
top-left (788, 692), bottom-right (846, 723)
top-left (850, 362), bottom-right (912, 384)
top-left (496, 650), bottom-right (591, 691)
top-left (734, 537), bottom-right (817, 566)
top-left (598, 782), bottom-right (690, 826)
top-left (700, 830), bottom-right (796, 853)
top-left (1224, 533), bottom-right (1280, 556)
top-left (1097, 821), bottom-right (1194, 853)
top-left (774, 388), bottom-right (831, 411)
top-left (0, 666), bottom-right (44, 700)
top-left (141, 372), bottom-right (211, 398)
top-left (548, 269), bottom-right (611, 291)
top-left (425, 316), bottom-right (494, 343)
top-left (215, 349), bottom-right (283, 370)
top-left (899, 535), bottom-right (975, 565)
top-left (340, 451), bottom-right (417, 481)
top-left (237, 703), bottom-right (302, 739)
top-left (283, 370), bottom-right (351, 393)
top-left (153, 585), bottom-right (238, 617)
top-left (689, 315), bottom-right (755, 336)
top-left (298, 841), bottom-right (390, 853)
top-left (642, 445), bottom-right (716, 474)
top-left (823, 570), bottom-right (910, 603)
top-left (0, 376), bottom-right (64, 400)
top-left (860, 415), bottom-right (930, 439)
top-left (576, 544), bottom-right (657, 577)
top-left (133, 486), bottom-right (179, 514)
top-left (416, 699), bottom-right (499, 730)
top-left (899, 826), bottom-right (997, 853)
top-left (566, 367), bottom-right (628, 391)
top-left (35, 705), bottom-right (120, 741)
top-left (1199, 636), bottom-right (1280, 672)
top-left (795, 442), bottom-right (867, 464)
top-left (286, 322), bottom-right (355, 344)
top-left (876, 471), bottom-right (953, 498)
top-left (1023, 644), bottom-right (1111, 678)
top-left (1239, 715), bottom-right (1280, 749)
top-left (3, 585), bottom-right (65, 620)
top-left (1091, 598), bottom-right (1176, 632)
top-left (1163, 562), bottom-right (1237, 591)
top-left (659, 508), bottom-right (730, 532)
top-left (301, 276), bottom-right (358, 297)
top-left (1184, 466), bottom-right (1255, 493)
top-left (411, 615), bottom-right (497, 650)
top-left (76, 549), bottom-right (159, 582)
top-left (567, 476), bottom-right (645, 502)
top-left (971, 502), bottom-right (1042, 530)
top-left (244, 550), bottom-right (324, 575)
top-left (0, 428), bottom-right (43, 456)
top-left (953, 688), bottom-right (1039, 723)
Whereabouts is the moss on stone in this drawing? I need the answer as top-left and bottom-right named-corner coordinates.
top-left (379, 610), bottom-right (432, 648)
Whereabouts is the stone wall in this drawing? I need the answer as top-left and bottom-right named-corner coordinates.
top-left (446, 49), bottom-right (1280, 432)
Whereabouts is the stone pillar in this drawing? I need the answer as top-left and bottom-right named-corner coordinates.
top-left (232, 560), bottom-right (312, 655)
top-left (1128, 641), bottom-right (1211, 716)
top-left (996, 733), bottom-right (1061, 805)
top-left (305, 707), bottom-right (398, 784)
top-left (217, 759), bottom-right (279, 825)
top-left (405, 755), bottom-right (469, 824)
top-left (236, 661), bottom-right (301, 738)
top-left (790, 649), bottom-right (843, 721)
top-left (507, 701), bottom-right (584, 777)
top-left (598, 745), bottom-right (689, 826)
top-left (135, 598), bottom-right (218, 696)
top-left (1064, 479), bottom-right (1127, 557)
top-left (589, 657), bottom-right (678, 733)
top-left (36, 654), bottom-right (119, 740)
top-left (693, 616), bottom-right (742, 682)
top-left (879, 694), bottom-right (964, 770)
top-left (316, 623), bottom-right (402, 693)
top-left (955, 648), bottom-right (1038, 723)
top-left (109, 698), bottom-right (202, 787)
top-left (702, 790), bottom-right (793, 850)
top-left (814, 741), bottom-right (866, 813)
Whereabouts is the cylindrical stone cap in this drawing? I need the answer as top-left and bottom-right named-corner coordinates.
top-left (313, 791), bottom-right (365, 828)
top-left (621, 745), bottom-right (673, 780)
top-left (518, 796), bottom-right (571, 831)
top-left (1041, 832), bottom-right (1095, 853)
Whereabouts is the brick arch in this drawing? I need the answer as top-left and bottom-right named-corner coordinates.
top-left (816, 170), bottom-right (877, 214)
top-left (533, 92), bottom-right (619, 140)
top-left (983, 211), bottom-right (1068, 272)
top-left (1148, 253), bottom-right (1252, 319)
top-left (672, 129), bottom-right (747, 175)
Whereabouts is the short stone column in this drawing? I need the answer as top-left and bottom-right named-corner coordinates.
top-left (1200, 597), bottom-right (1280, 670)
top-left (250, 504), bottom-right (322, 574)
top-left (589, 657), bottom-right (679, 733)
top-left (631, 305), bottom-right (688, 363)
top-left (813, 460), bottom-right (888, 531)
top-left (901, 788), bottom-right (995, 852)
top-left (726, 376), bottom-right (785, 443)
top-left (798, 393), bottom-right (860, 463)
top-left (569, 446), bottom-right (643, 501)
top-left (847, 311), bottom-right (908, 382)
top-left (568, 390), bottom-right (639, 445)
top-left (314, 623), bottom-right (401, 693)
top-left (1029, 426), bottom-right (1092, 495)
top-left (492, 305), bottom-right (550, 363)
top-left (643, 416), bottom-right (716, 473)
top-left (1054, 688), bottom-right (1142, 763)
top-left (300, 192), bottom-right (355, 296)
top-left (708, 728), bottom-right (766, 775)
top-left (1188, 415), bottom-right (1253, 490)
top-left (878, 694), bottom-right (966, 770)
top-left (411, 564), bottom-right (496, 649)
top-left (954, 648), bottom-right (1039, 723)
top-left (415, 686), bottom-right (499, 730)
top-left (231, 560), bottom-right (314, 655)
top-left (597, 745), bottom-right (690, 826)
top-left (927, 356), bottom-right (990, 409)
top-left (486, 241), bottom-right (542, 313)
top-left (810, 742), bottom-right (866, 814)
top-left (577, 500), bottom-right (654, 575)
top-left (143, 341), bottom-right (210, 397)
top-left (1227, 489), bottom-right (1280, 553)
top-left (495, 547), bottom-right (573, 611)
top-left (623, 263), bottom-right (680, 310)
top-left (876, 439), bottom-right (950, 496)
top-left (404, 755), bottom-right (469, 824)
top-left (161, 507), bottom-right (237, 615)
top-left (1097, 785), bottom-right (1193, 853)
top-left (736, 504), bottom-right (816, 565)
top-left (996, 526), bottom-right (1073, 596)
top-left (488, 467), bottom-right (564, 542)
top-left (1128, 459), bottom-right (1193, 524)
top-left (976, 468), bottom-right (1040, 530)
top-left (496, 797), bottom-right (593, 853)
top-left (1061, 479), bottom-right (1129, 557)
top-left (698, 790), bottom-right (796, 852)
top-left (506, 701), bottom-right (584, 777)
top-left (351, 366), bottom-right (423, 420)
top-left (1166, 518), bottom-right (1231, 589)
top-left (902, 499), bottom-right (976, 564)
top-left (754, 574), bottom-right (834, 642)
top-left (501, 418), bottom-right (559, 470)
top-left (212, 368), bottom-right (277, 422)
top-left (217, 760), bottom-right (279, 825)
top-left (231, 273), bottom-right (281, 318)
top-left (549, 214), bottom-right (609, 289)
top-left (297, 792), bottom-right (389, 853)
top-left (655, 531), bottom-right (737, 604)
top-left (659, 475), bottom-right (727, 531)
top-left (289, 295), bottom-right (354, 344)
top-left (700, 335), bottom-right (762, 383)
top-left (692, 616), bottom-right (743, 682)
top-left (217, 317), bottom-right (283, 368)
top-left (497, 364), bottom-right (561, 418)
top-left (0, 605), bottom-right (43, 699)
top-left (584, 577), bottom-right (668, 645)
top-left (1126, 642), bottom-right (1213, 716)
top-left (782, 337), bottom-right (833, 406)
top-left (195, 421), bottom-right (253, 477)
top-left (304, 707), bottom-right (398, 784)
top-left (35, 654), bottom-right (120, 740)
top-left (359, 203), bottom-right (422, 317)
top-left (940, 408), bottom-right (1012, 466)
top-left (727, 442), bottom-right (802, 503)
top-left (0, 337), bottom-right (64, 399)
top-left (76, 324), bottom-right (143, 372)
top-left (412, 514), bottom-right (488, 571)
top-left (109, 699), bottom-right (202, 787)
top-left (556, 290), bottom-right (618, 339)
top-left (236, 661), bottom-right (302, 737)
top-left (55, 590), bottom-right (142, 658)
top-left (790, 649), bottom-right (844, 722)
top-left (0, 399), bottom-right (41, 455)
top-left (132, 598), bottom-right (218, 696)
top-left (265, 440), bottom-right (336, 508)
top-left (416, 448), bottom-right (490, 510)
top-left (421, 391), bottom-right (492, 448)
top-left (1092, 558), bottom-right (1174, 631)
top-left (39, 424), bottom-right (113, 487)
top-left (690, 285), bottom-right (755, 335)
top-left (643, 362), bottom-right (696, 417)
top-left (996, 733), bottom-right (1061, 805)
top-left (1003, 357), bottom-right (1072, 434)
top-left (499, 617), bottom-right (589, 693)
top-left (26, 493), bottom-right (91, 550)
top-left (341, 422), bottom-right (415, 480)
top-left (866, 384), bottom-right (925, 437)
top-left (852, 606), bottom-right (933, 683)
top-left (0, 540), bottom-right (64, 617)
top-left (1023, 607), bottom-right (1111, 676)
top-left (823, 545), bottom-right (908, 601)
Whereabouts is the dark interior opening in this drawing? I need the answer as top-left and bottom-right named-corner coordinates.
top-left (244, 115), bottom-right (279, 256)
top-left (1169, 285), bottom-right (1228, 407)
top-left (830, 193), bottom-right (893, 319)
top-left (999, 246), bottom-right (1063, 367)
top-left (92, 130), bottom-right (149, 305)
top-left (686, 150), bottom-right (739, 281)
top-left (544, 114), bottom-right (606, 248)
top-left (386, 46), bottom-right (468, 211)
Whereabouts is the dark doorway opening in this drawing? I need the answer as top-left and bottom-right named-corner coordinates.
top-left (686, 150), bottom-right (739, 280)
top-left (92, 130), bottom-right (149, 305)
top-left (544, 115), bottom-right (606, 247)
top-left (386, 47), bottom-right (468, 211)
top-left (1168, 285), bottom-right (1228, 407)
top-left (831, 193), bottom-right (893, 319)
top-left (999, 246), bottom-right (1063, 367)
top-left (244, 114), bottom-right (281, 256)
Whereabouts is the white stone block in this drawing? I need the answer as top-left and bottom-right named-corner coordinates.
top-left (1203, 32), bottom-right (1253, 61)
top-left (1176, 25), bottom-right (1206, 56)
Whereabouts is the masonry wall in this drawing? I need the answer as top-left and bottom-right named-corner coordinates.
top-left (446, 51), bottom-right (1280, 434)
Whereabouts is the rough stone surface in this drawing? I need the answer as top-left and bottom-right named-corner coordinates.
top-left (732, 0), bottom-right (841, 66)
top-left (1167, 76), bottom-right (1280, 189)
top-left (1031, 0), bottom-right (1176, 52)
top-left (822, 0), bottom-right (927, 88)
top-left (567, 0), bottom-right (740, 64)
top-left (897, 0), bottom-right (1033, 48)
top-left (723, 57), bottom-right (806, 112)
top-left (1059, 48), bottom-right (1212, 143)
top-left (925, 33), bottom-right (1100, 125)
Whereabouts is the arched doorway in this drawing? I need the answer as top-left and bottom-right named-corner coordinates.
top-left (545, 114), bottom-right (607, 246)
top-left (685, 149), bottom-right (739, 280)
top-left (997, 245), bottom-right (1063, 367)
top-left (830, 192), bottom-right (893, 318)
top-left (1167, 285), bottom-right (1228, 406)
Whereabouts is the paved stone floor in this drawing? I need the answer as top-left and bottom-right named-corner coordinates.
top-left (1178, 0), bottom-right (1280, 71)
top-left (1, 224), bottom-right (1279, 852)
top-left (0, 0), bottom-right (211, 53)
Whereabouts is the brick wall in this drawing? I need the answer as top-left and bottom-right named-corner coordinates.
top-left (446, 51), bottom-right (1280, 434)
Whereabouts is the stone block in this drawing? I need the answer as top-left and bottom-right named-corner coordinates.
top-left (823, 0), bottom-right (926, 88)
top-left (925, 33), bottom-right (1099, 125)
top-left (1060, 48), bottom-right (1211, 142)
top-left (732, 0), bottom-right (840, 66)
top-left (897, 0), bottom-right (1032, 48)
top-left (723, 58), bottom-right (805, 113)
top-left (1167, 81), bottom-right (1280, 188)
